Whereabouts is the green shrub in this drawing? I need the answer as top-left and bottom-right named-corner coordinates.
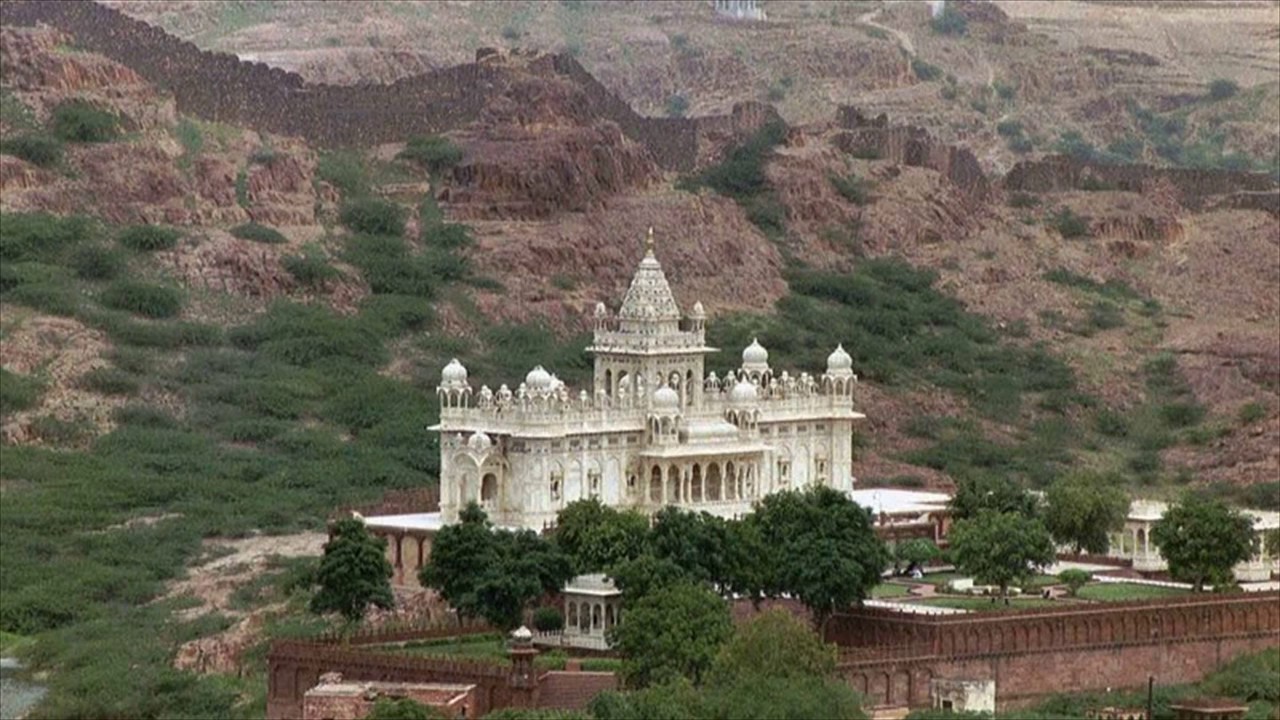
top-left (0, 368), bottom-right (43, 415)
top-left (1007, 192), bottom-right (1040, 208)
top-left (4, 280), bottom-right (80, 316)
top-left (117, 225), bottom-right (181, 252)
top-left (230, 222), bottom-right (287, 244)
top-left (1238, 402), bottom-right (1266, 425)
top-left (100, 281), bottom-right (183, 319)
top-left (533, 606), bottom-right (564, 632)
top-left (50, 100), bottom-right (120, 143)
top-left (422, 222), bottom-right (472, 250)
top-left (1160, 402), bottom-right (1205, 428)
top-left (0, 212), bottom-right (93, 263)
top-left (993, 80), bottom-right (1016, 101)
top-left (829, 172), bottom-right (873, 205)
top-left (1007, 135), bottom-right (1033, 154)
top-left (666, 94), bottom-right (690, 118)
top-left (175, 118), bottom-right (203, 159)
top-left (317, 150), bottom-right (370, 197)
top-left (1207, 78), bottom-right (1239, 101)
top-left (1095, 410), bottom-right (1129, 438)
top-left (359, 294), bottom-right (435, 337)
top-left (339, 198), bottom-right (407, 236)
top-left (930, 7), bottom-right (968, 35)
top-left (1202, 649), bottom-right (1279, 702)
top-left (1083, 301), bottom-right (1124, 333)
top-left (1048, 207), bottom-right (1089, 238)
top-left (996, 120), bottom-right (1024, 138)
top-left (79, 367), bottom-right (140, 395)
top-left (1053, 131), bottom-right (1097, 162)
top-left (69, 245), bottom-right (127, 280)
top-left (229, 301), bottom-right (388, 368)
top-left (911, 58), bottom-right (943, 82)
top-left (0, 133), bottom-right (64, 167)
top-left (397, 135), bottom-right (464, 176)
top-left (29, 414), bottom-right (92, 445)
top-left (111, 404), bottom-right (178, 428)
top-left (282, 250), bottom-right (340, 288)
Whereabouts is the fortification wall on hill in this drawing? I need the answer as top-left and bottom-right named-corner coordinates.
top-left (831, 591), bottom-right (1280, 709)
top-left (834, 106), bottom-right (990, 202)
top-left (0, 0), bottom-right (699, 169)
top-left (1004, 155), bottom-right (1278, 207)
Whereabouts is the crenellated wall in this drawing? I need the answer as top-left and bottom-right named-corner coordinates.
top-left (0, 0), bottom-right (701, 170)
top-left (831, 592), bottom-right (1280, 709)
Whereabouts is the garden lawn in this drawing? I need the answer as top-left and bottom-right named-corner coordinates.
top-left (1076, 583), bottom-right (1191, 602)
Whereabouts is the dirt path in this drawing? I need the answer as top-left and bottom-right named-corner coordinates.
top-left (858, 6), bottom-right (915, 57)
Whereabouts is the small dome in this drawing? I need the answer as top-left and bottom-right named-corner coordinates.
top-left (827, 344), bottom-right (853, 372)
top-left (730, 378), bottom-right (758, 406)
top-left (511, 625), bottom-right (533, 643)
top-left (441, 358), bottom-right (468, 385)
top-left (525, 365), bottom-right (553, 391)
top-left (742, 338), bottom-right (769, 367)
top-left (653, 384), bottom-right (680, 410)
top-left (691, 301), bottom-right (706, 319)
top-left (467, 431), bottom-right (492, 451)
top-left (594, 302), bottom-right (608, 319)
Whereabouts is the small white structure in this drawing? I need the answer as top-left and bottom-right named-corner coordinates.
top-left (711, 0), bottom-right (766, 21)
top-left (931, 678), bottom-right (995, 715)
top-left (1108, 500), bottom-right (1279, 582)
top-left (431, 230), bottom-right (864, 530)
top-left (534, 574), bottom-right (622, 652)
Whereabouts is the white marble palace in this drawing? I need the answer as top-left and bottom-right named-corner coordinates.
top-left (431, 231), bottom-right (865, 530)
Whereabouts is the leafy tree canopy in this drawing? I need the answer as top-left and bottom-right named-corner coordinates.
top-left (894, 538), bottom-right (942, 568)
top-left (949, 475), bottom-right (1039, 522)
top-left (553, 499), bottom-right (650, 574)
top-left (607, 581), bottom-right (733, 689)
top-left (1058, 568), bottom-right (1091, 597)
top-left (309, 517), bottom-right (394, 622)
top-left (421, 503), bottom-right (573, 629)
top-left (647, 506), bottom-right (731, 588)
top-left (750, 487), bottom-right (890, 631)
top-left (949, 509), bottom-right (1056, 598)
top-left (1151, 495), bottom-right (1255, 591)
top-left (707, 609), bottom-right (836, 687)
top-left (1043, 472), bottom-right (1129, 554)
top-left (606, 553), bottom-right (688, 605)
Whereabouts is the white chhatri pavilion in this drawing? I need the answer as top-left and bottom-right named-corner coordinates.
top-left (430, 229), bottom-right (865, 530)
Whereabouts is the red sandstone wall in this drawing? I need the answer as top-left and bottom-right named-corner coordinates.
top-left (1003, 155), bottom-right (1277, 207)
top-left (835, 592), bottom-right (1280, 709)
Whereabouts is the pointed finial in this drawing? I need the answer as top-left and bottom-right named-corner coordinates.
top-left (646, 226), bottom-right (655, 253)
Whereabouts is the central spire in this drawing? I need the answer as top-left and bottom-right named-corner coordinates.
top-left (618, 228), bottom-right (680, 325)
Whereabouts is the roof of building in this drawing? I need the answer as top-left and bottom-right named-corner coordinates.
top-left (850, 489), bottom-right (952, 515)
top-left (1128, 499), bottom-right (1280, 530)
top-left (537, 671), bottom-right (619, 710)
top-left (564, 573), bottom-right (621, 597)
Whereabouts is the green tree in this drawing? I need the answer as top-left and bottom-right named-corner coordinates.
top-left (421, 503), bottom-right (573, 629)
top-left (607, 581), bottom-right (733, 688)
top-left (1266, 528), bottom-right (1280, 559)
top-left (1058, 568), bottom-right (1091, 597)
top-left (647, 507), bottom-right (731, 589)
top-left (704, 676), bottom-right (866, 720)
top-left (707, 609), bottom-right (836, 687)
top-left (367, 697), bottom-right (445, 719)
top-left (949, 475), bottom-right (1039, 522)
top-left (894, 539), bottom-right (941, 570)
top-left (752, 487), bottom-right (890, 633)
top-left (309, 518), bottom-right (395, 622)
top-left (1043, 473), bottom-right (1129, 554)
top-left (1151, 496), bottom-right (1255, 592)
top-left (949, 510), bottom-right (1056, 600)
top-left (606, 553), bottom-right (687, 605)
top-left (553, 499), bottom-right (650, 574)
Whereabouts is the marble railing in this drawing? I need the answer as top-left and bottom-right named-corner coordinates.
top-left (587, 329), bottom-right (707, 351)
top-left (438, 391), bottom-right (855, 428)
